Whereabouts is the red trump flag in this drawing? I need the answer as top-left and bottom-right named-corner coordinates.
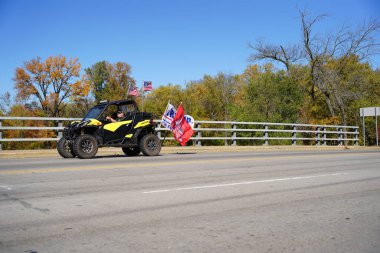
top-left (171, 104), bottom-right (194, 146)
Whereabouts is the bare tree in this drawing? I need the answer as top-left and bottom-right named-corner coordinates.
top-left (0, 91), bottom-right (12, 114)
top-left (248, 39), bottom-right (304, 71)
top-left (249, 9), bottom-right (380, 130)
top-left (301, 11), bottom-right (380, 127)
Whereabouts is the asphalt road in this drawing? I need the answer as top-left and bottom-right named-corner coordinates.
top-left (0, 149), bottom-right (380, 253)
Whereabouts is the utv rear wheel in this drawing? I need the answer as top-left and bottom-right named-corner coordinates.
top-left (57, 137), bottom-right (76, 158)
top-left (73, 134), bottom-right (98, 159)
top-left (139, 134), bottom-right (161, 156)
top-left (122, 147), bottom-right (141, 156)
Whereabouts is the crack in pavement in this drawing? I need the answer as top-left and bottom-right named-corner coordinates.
top-left (1, 193), bottom-right (50, 213)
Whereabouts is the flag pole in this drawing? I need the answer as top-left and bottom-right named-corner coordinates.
top-left (126, 84), bottom-right (131, 99)
top-left (160, 100), bottom-right (171, 146)
top-left (141, 81), bottom-right (144, 111)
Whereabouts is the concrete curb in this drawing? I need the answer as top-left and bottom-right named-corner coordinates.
top-left (0, 145), bottom-right (379, 159)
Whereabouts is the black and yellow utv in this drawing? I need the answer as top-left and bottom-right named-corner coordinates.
top-left (57, 99), bottom-right (161, 159)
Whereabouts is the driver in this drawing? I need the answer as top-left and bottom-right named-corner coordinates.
top-left (106, 110), bottom-right (125, 123)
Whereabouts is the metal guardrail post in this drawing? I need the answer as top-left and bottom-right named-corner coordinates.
top-left (292, 126), bottom-right (297, 146)
top-left (0, 119), bottom-right (2, 151)
top-left (338, 127), bottom-right (343, 146)
top-left (354, 128), bottom-right (359, 146)
top-left (156, 123), bottom-right (161, 139)
top-left (196, 123), bottom-right (202, 146)
top-left (57, 121), bottom-right (63, 139)
top-left (316, 127), bottom-right (321, 146)
top-left (263, 125), bottom-right (268, 146)
top-left (322, 127), bottom-right (327, 146)
top-left (231, 123), bottom-right (237, 146)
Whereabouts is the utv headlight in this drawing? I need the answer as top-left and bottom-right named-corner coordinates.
top-left (78, 120), bottom-right (90, 127)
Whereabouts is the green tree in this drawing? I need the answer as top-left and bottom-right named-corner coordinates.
top-left (85, 61), bottom-right (135, 102)
top-left (143, 84), bottom-right (184, 118)
top-left (249, 10), bottom-right (380, 128)
top-left (183, 81), bottom-right (209, 119)
top-left (183, 73), bottom-right (240, 121)
top-left (84, 61), bottom-right (109, 102)
top-left (232, 64), bottom-right (303, 123)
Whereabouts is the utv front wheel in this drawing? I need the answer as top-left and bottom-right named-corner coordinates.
top-left (122, 147), bottom-right (141, 156)
top-left (57, 137), bottom-right (76, 158)
top-left (73, 134), bottom-right (98, 159)
top-left (139, 134), bottom-right (161, 156)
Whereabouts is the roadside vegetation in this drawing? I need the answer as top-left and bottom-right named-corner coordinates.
top-left (1, 11), bottom-right (380, 149)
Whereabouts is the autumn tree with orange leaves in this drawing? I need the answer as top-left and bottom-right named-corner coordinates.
top-left (14, 55), bottom-right (90, 117)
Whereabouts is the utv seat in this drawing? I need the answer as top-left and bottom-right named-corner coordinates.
top-left (124, 112), bottom-right (134, 120)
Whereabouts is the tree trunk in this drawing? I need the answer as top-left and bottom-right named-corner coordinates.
top-left (322, 91), bottom-right (336, 117)
top-left (332, 88), bottom-right (348, 145)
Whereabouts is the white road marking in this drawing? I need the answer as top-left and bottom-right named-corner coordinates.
top-left (142, 173), bottom-right (345, 194)
top-left (0, 185), bottom-right (12, 191)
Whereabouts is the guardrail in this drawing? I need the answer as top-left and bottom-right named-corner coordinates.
top-left (0, 116), bottom-right (359, 150)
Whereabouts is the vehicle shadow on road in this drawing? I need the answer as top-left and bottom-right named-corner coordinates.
top-left (169, 152), bottom-right (197, 155)
top-left (91, 154), bottom-right (145, 159)
top-left (93, 152), bottom-right (197, 159)
top-left (93, 154), bottom-right (165, 159)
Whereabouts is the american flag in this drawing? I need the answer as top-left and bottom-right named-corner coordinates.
top-left (143, 81), bottom-right (153, 91)
top-left (128, 86), bottom-right (139, 97)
